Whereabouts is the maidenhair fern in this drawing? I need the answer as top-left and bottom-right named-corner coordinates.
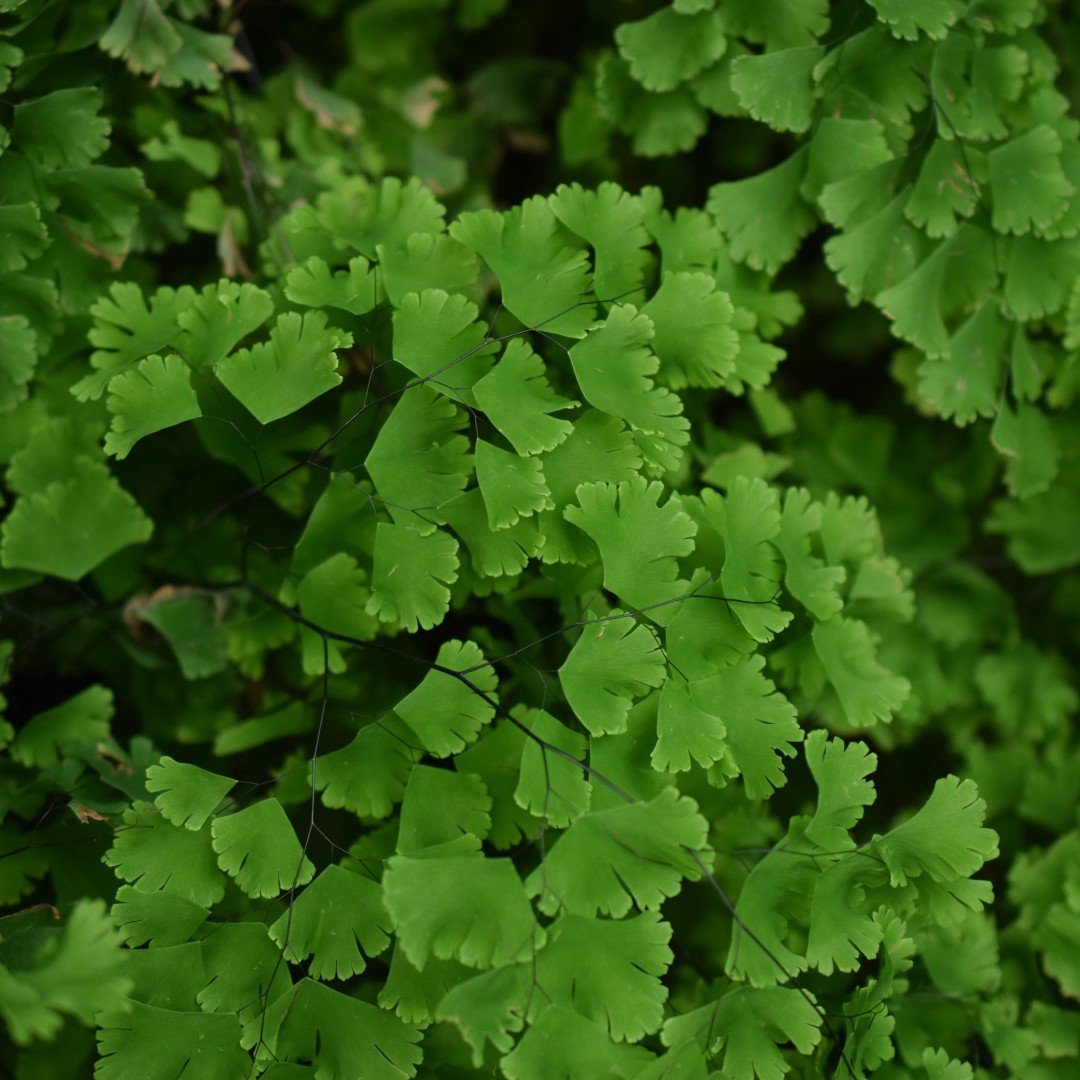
top-left (2, 2), bottom-right (1077, 1079)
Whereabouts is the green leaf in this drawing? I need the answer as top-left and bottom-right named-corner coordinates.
top-left (441, 488), bottom-right (541, 578)
top-left (197, 922), bottom-right (289, 1023)
top-left (104, 802), bottom-right (227, 907)
top-left (99, 0), bottom-right (182, 74)
top-left (152, 22), bottom-right (238, 89)
top-left (213, 699), bottom-right (308, 755)
top-left (1003, 235), bottom-right (1080, 321)
top-left (141, 119), bottom-right (220, 177)
top-left (392, 288), bottom-right (492, 386)
top-left (216, 311), bottom-right (351, 425)
top-left (693, 654), bottom-right (802, 798)
top-left (730, 46), bottom-right (824, 134)
top-left (284, 256), bottom-right (378, 315)
top-left (662, 986), bottom-right (822, 1076)
top-left (771, 488), bottom-right (846, 621)
top-left (313, 716), bottom-right (416, 819)
top-left (538, 410), bottom-right (643, 563)
top-left (103, 354), bottom-right (201, 459)
top-left (528, 787), bottom-right (708, 917)
top-left (709, 149), bottom-right (816, 273)
top-left (802, 118), bottom-right (893, 205)
top-left (652, 676), bottom-right (727, 774)
top-left (450, 197), bottom-right (595, 337)
top-left (598, 55), bottom-right (708, 157)
top-left (812, 28), bottom-right (925, 132)
top-left (13, 88), bottom-right (110, 169)
top-left (145, 755), bottom-right (235, 831)
top-left (693, 478), bottom-right (791, 642)
top-left (378, 944), bottom-right (471, 1025)
top-left (383, 851), bottom-right (535, 968)
top-left (871, 776), bottom-right (999, 886)
top-left (1, 456), bottom-right (153, 579)
top-left (876, 225), bottom-right (997, 358)
top-left (906, 139), bottom-right (982, 238)
top-left (435, 963), bottom-right (530, 1066)
top-left (129, 946), bottom-right (203, 1011)
top-left (269, 865), bottom-right (391, 980)
top-left (394, 639), bottom-right (498, 756)
top-left (295, 554), bottom-right (379, 673)
top-left (987, 477), bottom-right (1080, 574)
top-left (75, 282), bottom-right (192, 401)
top-left (716, 0), bottom-right (828, 49)
top-left (990, 399), bottom-right (1061, 498)
top-left (502, 1004), bottom-right (654, 1079)
top-left (210, 798), bottom-right (315, 898)
top-left (96, 1002), bottom-right (246, 1079)
top-left (46, 164), bottom-right (149, 244)
top-left (803, 730), bottom-right (877, 851)
top-left (549, 181), bottom-right (650, 301)
top-left (472, 339), bottom-right (578, 457)
top-left (0, 900), bottom-right (130, 1046)
top-left (640, 272), bottom-right (738, 389)
top-left (616, 8), bottom-right (725, 92)
top-left (397, 764), bottom-right (492, 852)
top-left (812, 616), bottom-right (911, 727)
top-left (560, 611), bottom-right (667, 736)
top-left (366, 523), bottom-right (459, 631)
top-left (456, 722), bottom-right (537, 850)
top-left (378, 232), bottom-right (478, 306)
top-left (568, 305), bottom-right (689, 474)
top-left (1034, 903), bottom-right (1080, 1002)
top-left (922, 1047), bottom-right (974, 1080)
top-left (364, 384), bottom-right (472, 533)
top-left (11, 685), bottom-right (112, 767)
top-left (514, 708), bottom-right (591, 827)
top-left (0, 205), bottom-right (48, 274)
top-left (268, 980), bottom-right (423, 1079)
top-left (475, 440), bottom-right (552, 529)
top-left (0, 315), bottom-right (36, 411)
top-left (174, 281), bottom-right (275, 369)
top-left (806, 858), bottom-right (884, 975)
top-left (138, 590), bottom-right (230, 679)
top-left (989, 125), bottom-right (1074, 235)
top-left (726, 822), bottom-right (817, 986)
top-left (974, 641), bottom-right (1078, 733)
top-left (317, 175), bottom-right (445, 258)
top-left (867, 0), bottom-right (966, 40)
top-left (110, 885), bottom-right (209, 948)
top-left (535, 911), bottom-right (672, 1041)
top-left (565, 475), bottom-right (696, 611)
top-left (820, 183), bottom-right (924, 300)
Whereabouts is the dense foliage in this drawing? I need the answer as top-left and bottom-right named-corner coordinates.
top-left (1, 0), bottom-right (1079, 1077)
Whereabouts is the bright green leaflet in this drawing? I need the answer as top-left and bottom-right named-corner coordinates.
top-left (528, 787), bottom-right (708, 917)
top-left (210, 798), bottom-right (316, 899)
top-left (10, 685), bottom-right (112, 767)
top-left (564, 475), bottom-right (696, 611)
top-left (104, 353), bottom-right (201, 460)
top-left (567, 304), bottom-right (689, 475)
top-left (450, 197), bottom-right (595, 337)
top-left (0, 456), bottom-right (153, 580)
top-left (471, 339), bottom-right (577, 457)
top-left (145, 755), bottom-right (235, 831)
top-left (366, 522), bottom-right (460, 632)
top-left (215, 311), bottom-right (351, 425)
top-left (393, 639), bottom-right (498, 756)
top-left (382, 851), bottom-right (536, 969)
top-left (559, 611), bottom-right (667, 736)
top-left (269, 865), bottom-right (392, 980)
top-left (535, 912), bottom-right (672, 1041)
